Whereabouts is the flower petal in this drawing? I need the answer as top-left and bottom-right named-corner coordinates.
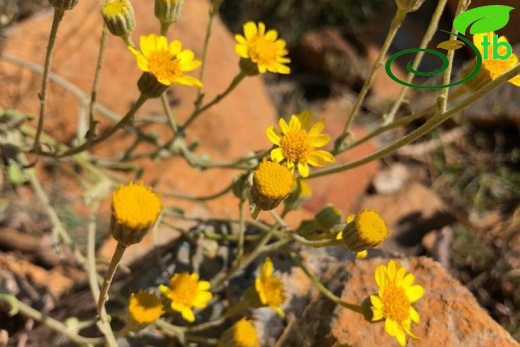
top-left (297, 162), bottom-right (309, 177)
top-left (406, 284), bottom-right (425, 302)
top-left (271, 148), bottom-right (284, 162)
top-left (309, 134), bottom-right (330, 148)
top-left (308, 118), bottom-right (324, 136)
top-left (279, 118), bottom-right (289, 134)
top-left (193, 291), bottom-right (213, 308)
top-left (266, 126), bottom-right (281, 145)
top-left (244, 22), bottom-right (258, 40)
top-left (297, 110), bottom-right (313, 129)
top-left (181, 308), bottom-right (195, 322)
top-left (288, 115), bottom-right (301, 130)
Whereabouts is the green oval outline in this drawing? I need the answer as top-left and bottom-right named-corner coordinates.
top-left (385, 30), bottom-right (482, 89)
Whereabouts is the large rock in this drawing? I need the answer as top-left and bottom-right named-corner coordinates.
top-left (278, 255), bottom-right (520, 347)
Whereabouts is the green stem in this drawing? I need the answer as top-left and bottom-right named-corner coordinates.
top-left (196, 0), bottom-right (222, 102)
top-left (58, 94), bottom-right (148, 157)
top-left (180, 72), bottom-right (245, 131)
top-left (161, 93), bottom-right (178, 134)
top-left (87, 23), bottom-right (109, 143)
top-left (33, 9), bottom-right (65, 151)
top-left (337, 7), bottom-right (408, 149)
top-left (384, 0), bottom-right (448, 124)
top-left (309, 63), bottom-right (520, 179)
top-left (97, 242), bottom-right (127, 322)
top-left (291, 234), bottom-right (343, 248)
top-left (236, 199), bottom-right (246, 265)
top-left (288, 251), bottom-right (363, 314)
top-left (5, 296), bottom-right (105, 345)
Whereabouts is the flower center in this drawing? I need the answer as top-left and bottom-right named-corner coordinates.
top-left (247, 36), bottom-right (279, 65)
top-left (382, 285), bottom-right (410, 322)
top-left (280, 129), bottom-right (313, 163)
top-left (148, 50), bottom-right (181, 81)
top-left (261, 276), bottom-right (285, 306)
top-left (112, 181), bottom-right (162, 230)
top-left (254, 160), bottom-right (294, 199)
top-left (356, 210), bottom-right (389, 244)
top-left (169, 273), bottom-right (198, 307)
top-left (128, 291), bottom-right (163, 325)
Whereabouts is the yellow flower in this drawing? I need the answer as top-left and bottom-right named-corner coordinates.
top-left (266, 110), bottom-right (335, 177)
top-left (341, 209), bottom-right (389, 252)
top-left (111, 181), bottom-right (162, 245)
top-left (370, 260), bottom-right (424, 346)
top-left (159, 273), bottom-right (212, 322)
top-left (473, 32), bottom-right (520, 86)
top-left (235, 21), bottom-right (290, 74)
top-left (128, 290), bottom-right (164, 326)
top-left (255, 257), bottom-right (285, 317)
top-left (217, 318), bottom-right (260, 347)
top-left (129, 34), bottom-right (202, 87)
top-left (233, 318), bottom-right (260, 347)
top-left (250, 158), bottom-right (294, 211)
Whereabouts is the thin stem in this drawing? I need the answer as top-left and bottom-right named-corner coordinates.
top-left (337, 8), bottom-right (408, 149)
top-left (6, 297), bottom-right (105, 345)
top-left (57, 94), bottom-right (148, 157)
top-left (288, 251), bottom-right (363, 314)
top-left (291, 233), bottom-right (342, 248)
top-left (213, 228), bottom-right (276, 288)
top-left (161, 93), bottom-right (178, 134)
top-left (384, 0), bottom-right (448, 124)
top-left (160, 22), bottom-right (170, 36)
top-left (236, 199), bottom-right (246, 265)
top-left (196, 0), bottom-right (222, 102)
top-left (114, 323), bottom-right (133, 339)
top-left (87, 23), bottom-right (109, 143)
top-left (33, 9), bottom-right (64, 151)
top-left (97, 242), bottom-right (128, 322)
top-left (159, 181), bottom-right (233, 201)
top-left (180, 72), bottom-right (245, 131)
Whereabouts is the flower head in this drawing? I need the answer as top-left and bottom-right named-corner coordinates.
top-left (111, 181), bottom-right (162, 245)
top-left (159, 273), bottom-right (212, 322)
top-left (235, 21), bottom-right (290, 75)
top-left (102, 0), bottom-right (135, 38)
top-left (267, 110), bottom-right (335, 177)
top-left (341, 209), bottom-right (389, 252)
top-left (473, 32), bottom-right (520, 86)
top-left (128, 290), bottom-right (164, 326)
top-left (217, 318), bottom-right (260, 347)
top-left (250, 158), bottom-right (294, 211)
top-left (129, 34), bottom-right (202, 87)
top-left (255, 257), bottom-right (285, 317)
top-left (370, 260), bottom-right (424, 346)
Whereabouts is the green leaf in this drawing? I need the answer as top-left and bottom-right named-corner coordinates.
top-left (453, 5), bottom-right (514, 35)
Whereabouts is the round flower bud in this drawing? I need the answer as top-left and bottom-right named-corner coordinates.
top-left (155, 0), bottom-right (184, 25)
top-left (314, 204), bottom-right (343, 231)
top-left (48, 0), bottom-right (79, 11)
top-left (250, 159), bottom-right (294, 211)
top-left (110, 181), bottom-right (162, 246)
top-left (102, 0), bottom-right (136, 38)
top-left (342, 209), bottom-right (389, 252)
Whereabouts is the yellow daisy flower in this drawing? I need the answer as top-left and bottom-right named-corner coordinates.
top-left (159, 272), bottom-right (213, 322)
top-left (370, 260), bottom-right (424, 346)
top-left (128, 290), bottom-right (164, 326)
top-left (266, 110), bottom-right (335, 177)
top-left (129, 34), bottom-right (202, 87)
top-left (111, 181), bottom-right (162, 245)
top-left (235, 21), bottom-right (290, 74)
top-left (255, 257), bottom-right (286, 317)
top-left (473, 31), bottom-right (520, 86)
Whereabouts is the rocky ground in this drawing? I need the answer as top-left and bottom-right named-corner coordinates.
top-left (0, 0), bottom-right (520, 346)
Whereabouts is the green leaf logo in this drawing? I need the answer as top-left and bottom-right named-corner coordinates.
top-left (453, 5), bottom-right (514, 35)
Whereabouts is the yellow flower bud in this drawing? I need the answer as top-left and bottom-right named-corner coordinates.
top-left (342, 209), bottom-right (389, 252)
top-left (102, 0), bottom-right (136, 38)
top-left (155, 0), bottom-right (184, 25)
